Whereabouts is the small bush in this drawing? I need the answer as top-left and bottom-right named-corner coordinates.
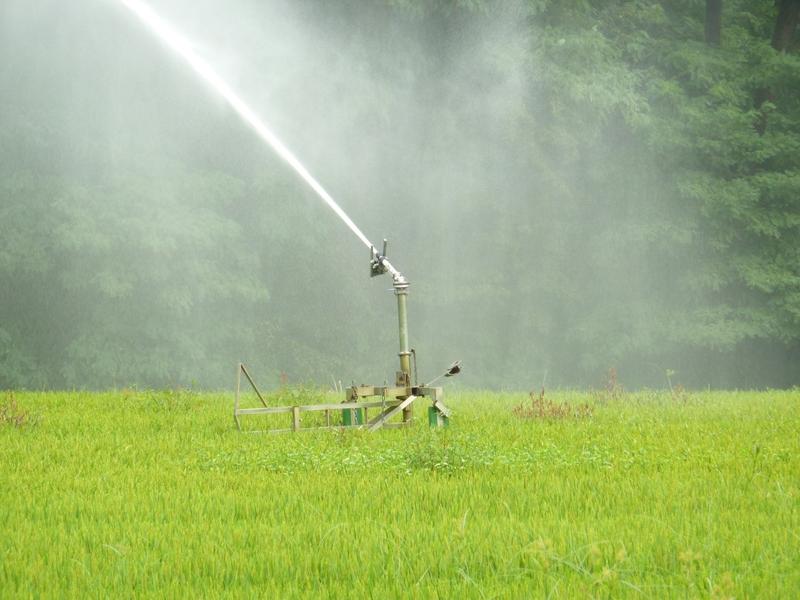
top-left (670, 383), bottom-right (690, 403)
top-left (591, 367), bottom-right (626, 404)
top-left (513, 388), bottom-right (593, 420)
top-left (0, 392), bottom-right (37, 428)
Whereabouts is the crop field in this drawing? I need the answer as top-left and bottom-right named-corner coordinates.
top-left (1, 389), bottom-right (798, 598)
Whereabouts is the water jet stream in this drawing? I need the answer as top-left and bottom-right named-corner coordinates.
top-left (117, 0), bottom-right (402, 278)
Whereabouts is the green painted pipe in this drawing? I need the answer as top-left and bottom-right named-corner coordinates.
top-left (395, 281), bottom-right (411, 379)
top-left (428, 406), bottom-right (449, 428)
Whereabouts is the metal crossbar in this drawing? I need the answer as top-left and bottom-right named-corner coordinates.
top-left (366, 395), bottom-right (417, 431)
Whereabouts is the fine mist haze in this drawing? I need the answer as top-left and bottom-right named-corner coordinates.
top-left (1, 0), bottom-right (799, 390)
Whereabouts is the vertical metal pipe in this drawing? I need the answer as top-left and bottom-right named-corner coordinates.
top-left (395, 280), bottom-right (411, 380)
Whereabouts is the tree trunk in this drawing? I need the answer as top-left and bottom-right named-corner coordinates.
top-left (771, 0), bottom-right (800, 52)
top-left (755, 0), bottom-right (800, 134)
top-left (705, 0), bottom-right (722, 46)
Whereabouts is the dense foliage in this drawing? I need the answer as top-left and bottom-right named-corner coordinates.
top-left (0, 0), bottom-right (798, 389)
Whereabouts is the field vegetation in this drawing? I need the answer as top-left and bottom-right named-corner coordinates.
top-left (1, 388), bottom-right (798, 597)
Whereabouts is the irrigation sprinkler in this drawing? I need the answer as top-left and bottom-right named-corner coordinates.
top-left (116, 0), bottom-right (457, 433)
top-left (235, 241), bottom-right (458, 433)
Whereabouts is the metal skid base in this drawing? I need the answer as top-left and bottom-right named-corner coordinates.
top-left (233, 364), bottom-right (451, 434)
top-left (345, 384), bottom-right (451, 432)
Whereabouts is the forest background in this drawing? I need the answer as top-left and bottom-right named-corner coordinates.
top-left (1, 0), bottom-right (798, 390)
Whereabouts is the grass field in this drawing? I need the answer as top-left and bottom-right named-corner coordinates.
top-left (1, 388), bottom-right (798, 598)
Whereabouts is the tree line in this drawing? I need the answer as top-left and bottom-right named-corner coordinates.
top-left (0, 0), bottom-right (798, 389)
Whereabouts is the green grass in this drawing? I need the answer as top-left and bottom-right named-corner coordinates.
top-left (1, 389), bottom-right (798, 598)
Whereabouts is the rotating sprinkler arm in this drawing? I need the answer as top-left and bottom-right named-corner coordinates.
top-left (426, 361), bottom-right (462, 387)
top-left (370, 239), bottom-right (406, 285)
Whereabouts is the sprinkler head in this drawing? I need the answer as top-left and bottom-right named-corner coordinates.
top-left (370, 239), bottom-right (390, 277)
top-left (426, 360), bottom-right (463, 386)
top-left (445, 361), bottom-right (462, 377)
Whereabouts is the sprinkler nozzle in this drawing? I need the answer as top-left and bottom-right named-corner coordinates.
top-left (426, 360), bottom-right (463, 386)
top-left (370, 252), bottom-right (386, 277)
top-left (370, 239), bottom-right (390, 278)
top-left (445, 361), bottom-right (462, 377)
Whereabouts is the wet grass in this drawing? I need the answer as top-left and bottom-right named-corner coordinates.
top-left (1, 389), bottom-right (798, 598)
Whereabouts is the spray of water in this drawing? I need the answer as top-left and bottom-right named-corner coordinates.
top-left (117, 0), bottom-right (375, 253)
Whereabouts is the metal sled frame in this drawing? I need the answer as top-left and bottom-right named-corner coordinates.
top-left (234, 364), bottom-right (449, 433)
